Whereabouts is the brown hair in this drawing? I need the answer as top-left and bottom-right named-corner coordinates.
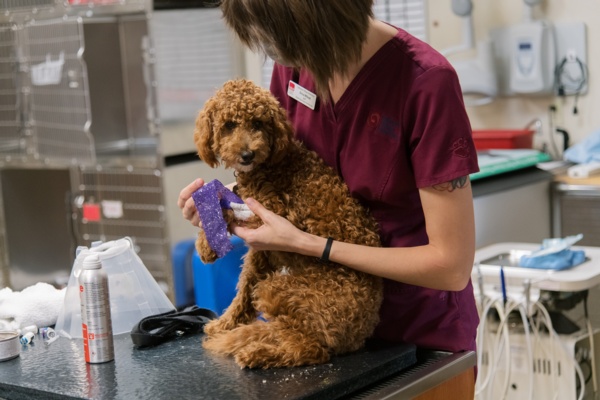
top-left (220, 0), bottom-right (374, 100)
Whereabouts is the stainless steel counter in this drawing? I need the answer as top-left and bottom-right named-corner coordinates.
top-left (0, 330), bottom-right (477, 400)
top-left (0, 333), bottom-right (422, 400)
top-left (346, 349), bottom-right (476, 399)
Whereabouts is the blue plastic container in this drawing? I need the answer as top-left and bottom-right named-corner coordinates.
top-left (171, 239), bottom-right (197, 308)
top-left (192, 236), bottom-right (247, 315)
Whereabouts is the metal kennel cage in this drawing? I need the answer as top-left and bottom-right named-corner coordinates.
top-left (0, 0), bottom-right (173, 297)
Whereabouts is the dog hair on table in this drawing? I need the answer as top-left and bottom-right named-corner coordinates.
top-left (193, 79), bottom-right (383, 369)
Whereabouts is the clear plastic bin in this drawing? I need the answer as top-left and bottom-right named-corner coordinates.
top-left (55, 237), bottom-right (175, 338)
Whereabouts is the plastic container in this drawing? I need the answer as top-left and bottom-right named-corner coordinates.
top-left (55, 237), bottom-right (175, 339)
top-left (193, 236), bottom-right (247, 315)
top-left (0, 331), bottom-right (20, 362)
top-left (472, 129), bottom-right (535, 150)
top-left (171, 239), bottom-right (197, 308)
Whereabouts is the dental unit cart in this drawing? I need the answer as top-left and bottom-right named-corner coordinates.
top-left (474, 242), bottom-right (600, 400)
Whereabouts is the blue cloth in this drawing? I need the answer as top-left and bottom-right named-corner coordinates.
top-left (564, 128), bottom-right (600, 163)
top-left (520, 249), bottom-right (586, 270)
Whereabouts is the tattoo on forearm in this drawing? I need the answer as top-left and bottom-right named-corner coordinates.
top-left (432, 176), bottom-right (469, 192)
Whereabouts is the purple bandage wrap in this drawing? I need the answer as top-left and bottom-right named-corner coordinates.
top-left (192, 180), bottom-right (244, 258)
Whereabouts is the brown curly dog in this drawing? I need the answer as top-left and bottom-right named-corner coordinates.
top-left (193, 79), bottom-right (383, 369)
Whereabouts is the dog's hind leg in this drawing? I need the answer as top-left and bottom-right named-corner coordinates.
top-left (203, 320), bottom-right (330, 369)
top-left (204, 251), bottom-right (270, 336)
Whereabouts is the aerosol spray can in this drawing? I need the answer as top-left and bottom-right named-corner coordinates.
top-left (79, 254), bottom-right (114, 363)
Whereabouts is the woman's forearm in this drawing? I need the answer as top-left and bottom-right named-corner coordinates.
top-left (294, 231), bottom-right (473, 291)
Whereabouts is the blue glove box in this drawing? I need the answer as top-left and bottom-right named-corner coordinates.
top-left (192, 236), bottom-right (247, 315)
top-left (172, 239), bottom-right (198, 308)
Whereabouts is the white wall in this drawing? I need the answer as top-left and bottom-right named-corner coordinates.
top-left (428, 0), bottom-right (600, 148)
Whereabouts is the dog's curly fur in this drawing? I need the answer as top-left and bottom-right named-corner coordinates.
top-left (194, 79), bottom-right (383, 369)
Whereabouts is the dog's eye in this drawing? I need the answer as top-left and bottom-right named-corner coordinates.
top-left (224, 121), bottom-right (237, 130)
top-left (252, 120), bottom-right (263, 131)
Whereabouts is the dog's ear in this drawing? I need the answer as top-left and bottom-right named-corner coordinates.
top-left (194, 107), bottom-right (219, 168)
top-left (269, 103), bottom-right (295, 165)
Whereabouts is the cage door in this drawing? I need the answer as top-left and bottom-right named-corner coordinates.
top-left (0, 24), bottom-right (22, 159)
top-left (24, 17), bottom-right (95, 165)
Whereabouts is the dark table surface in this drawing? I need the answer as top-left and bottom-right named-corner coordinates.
top-left (0, 332), bottom-right (417, 400)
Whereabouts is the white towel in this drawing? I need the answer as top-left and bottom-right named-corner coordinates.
top-left (0, 282), bottom-right (66, 330)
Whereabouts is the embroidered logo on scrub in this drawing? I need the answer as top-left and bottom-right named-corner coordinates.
top-left (450, 137), bottom-right (471, 158)
top-left (369, 112), bottom-right (400, 141)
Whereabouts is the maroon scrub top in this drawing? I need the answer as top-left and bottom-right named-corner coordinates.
top-left (270, 27), bottom-right (480, 353)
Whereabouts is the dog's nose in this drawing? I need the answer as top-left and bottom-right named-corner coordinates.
top-left (241, 150), bottom-right (255, 163)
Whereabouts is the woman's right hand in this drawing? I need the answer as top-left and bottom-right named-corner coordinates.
top-left (177, 178), bottom-right (205, 227)
top-left (230, 198), bottom-right (308, 254)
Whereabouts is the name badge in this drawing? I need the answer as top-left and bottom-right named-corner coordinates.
top-left (287, 80), bottom-right (317, 110)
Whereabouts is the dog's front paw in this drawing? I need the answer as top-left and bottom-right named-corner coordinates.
top-left (199, 250), bottom-right (218, 264)
top-left (204, 317), bottom-right (238, 336)
top-left (196, 234), bottom-right (218, 264)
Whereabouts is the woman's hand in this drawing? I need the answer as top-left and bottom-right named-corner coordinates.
top-left (230, 198), bottom-right (307, 253)
top-left (177, 178), bottom-right (205, 227)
